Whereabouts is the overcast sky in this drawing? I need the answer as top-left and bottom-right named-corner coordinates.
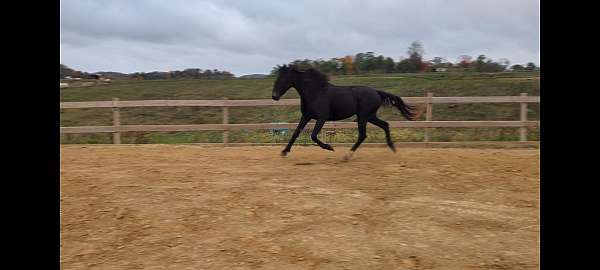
top-left (60, 0), bottom-right (539, 76)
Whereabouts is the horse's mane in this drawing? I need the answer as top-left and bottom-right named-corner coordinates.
top-left (304, 68), bottom-right (329, 88)
top-left (278, 64), bottom-right (330, 88)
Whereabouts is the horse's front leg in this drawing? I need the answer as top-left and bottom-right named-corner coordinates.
top-left (281, 116), bottom-right (310, 156)
top-left (311, 119), bottom-right (334, 151)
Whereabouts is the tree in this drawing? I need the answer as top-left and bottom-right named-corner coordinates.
top-left (474, 55), bottom-right (487, 72)
top-left (407, 41), bottom-right (425, 72)
top-left (375, 55), bottom-right (385, 71)
top-left (407, 41), bottom-right (424, 58)
top-left (383, 57), bottom-right (395, 73)
top-left (525, 62), bottom-right (537, 71)
top-left (353, 53), bottom-right (364, 74)
top-left (364, 52), bottom-right (376, 71)
top-left (290, 59), bottom-right (313, 70)
top-left (341, 56), bottom-right (355, 75)
top-left (484, 60), bottom-right (505, 72)
top-left (202, 69), bottom-right (213, 79)
top-left (354, 52), bottom-right (377, 73)
top-left (312, 58), bottom-right (341, 75)
top-left (396, 59), bottom-right (417, 73)
top-left (431, 57), bottom-right (443, 67)
top-left (472, 56), bottom-right (506, 72)
top-left (458, 55), bottom-right (472, 69)
top-left (328, 58), bottom-right (344, 74)
top-left (511, 64), bottom-right (525, 71)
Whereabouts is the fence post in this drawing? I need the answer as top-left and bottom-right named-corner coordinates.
top-left (520, 93), bottom-right (528, 142)
top-left (424, 92), bottom-right (433, 142)
top-left (222, 97), bottom-right (229, 146)
top-left (112, 97), bottom-right (121, 144)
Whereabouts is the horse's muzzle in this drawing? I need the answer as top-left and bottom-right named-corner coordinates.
top-left (272, 95), bottom-right (280, 101)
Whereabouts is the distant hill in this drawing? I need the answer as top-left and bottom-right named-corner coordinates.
top-left (94, 71), bottom-right (128, 80)
top-left (239, 74), bottom-right (269, 79)
top-left (60, 64), bottom-right (85, 79)
top-left (60, 64), bottom-right (103, 79)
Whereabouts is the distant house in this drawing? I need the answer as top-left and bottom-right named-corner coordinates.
top-left (435, 68), bottom-right (448, 72)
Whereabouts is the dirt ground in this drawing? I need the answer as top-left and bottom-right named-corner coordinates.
top-left (60, 145), bottom-right (539, 270)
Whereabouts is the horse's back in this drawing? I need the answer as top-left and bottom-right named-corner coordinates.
top-left (326, 85), bottom-right (382, 120)
top-left (326, 86), bottom-right (357, 120)
top-left (353, 86), bottom-right (382, 103)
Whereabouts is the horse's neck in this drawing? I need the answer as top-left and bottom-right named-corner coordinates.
top-left (294, 81), bottom-right (325, 103)
top-left (295, 87), bottom-right (311, 103)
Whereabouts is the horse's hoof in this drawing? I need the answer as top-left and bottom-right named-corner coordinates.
top-left (323, 144), bottom-right (334, 151)
top-left (387, 142), bottom-right (396, 152)
top-left (281, 151), bottom-right (289, 157)
top-left (343, 152), bottom-right (353, 161)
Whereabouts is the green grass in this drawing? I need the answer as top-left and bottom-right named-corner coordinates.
top-left (60, 72), bottom-right (540, 144)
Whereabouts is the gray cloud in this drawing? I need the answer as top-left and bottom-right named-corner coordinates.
top-left (60, 0), bottom-right (539, 75)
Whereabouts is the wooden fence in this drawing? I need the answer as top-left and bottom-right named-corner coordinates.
top-left (60, 93), bottom-right (540, 144)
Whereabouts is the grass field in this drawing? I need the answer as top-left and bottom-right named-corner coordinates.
top-left (60, 72), bottom-right (540, 144)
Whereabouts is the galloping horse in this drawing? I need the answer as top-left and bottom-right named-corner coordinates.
top-left (272, 65), bottom-right (416, 160)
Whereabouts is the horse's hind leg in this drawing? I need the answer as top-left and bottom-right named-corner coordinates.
top-left (368, 116), bottom-right (396, 152)
top-left (344, 118), bottom-right (367, 161)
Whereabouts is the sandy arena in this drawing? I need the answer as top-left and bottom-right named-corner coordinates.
top-left (60, 145), bottom-right (539, 270)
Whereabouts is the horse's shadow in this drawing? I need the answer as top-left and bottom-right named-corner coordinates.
top-left (294, 162), bottom-right (315, 166)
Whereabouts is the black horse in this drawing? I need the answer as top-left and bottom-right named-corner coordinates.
top-left (272, 65), bottom-right (416, 160)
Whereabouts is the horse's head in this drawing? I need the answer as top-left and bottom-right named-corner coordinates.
top-left (272, 65), bottom-right (300, 101)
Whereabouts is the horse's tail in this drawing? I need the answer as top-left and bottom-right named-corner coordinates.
top-left (377, 90), bottom-right (417, 121)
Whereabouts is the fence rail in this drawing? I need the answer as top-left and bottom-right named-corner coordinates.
top-left (60, 93), bottom-right (540, 144)
top-left (59, 96), bottom-right (540, 109)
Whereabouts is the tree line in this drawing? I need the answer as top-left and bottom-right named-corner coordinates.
top-left (60, 64), bottom-right (235, 80)
top-left (271, 41), bottom-right (539, 76)
top-left (129, 69), bottom-right (234, 80)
